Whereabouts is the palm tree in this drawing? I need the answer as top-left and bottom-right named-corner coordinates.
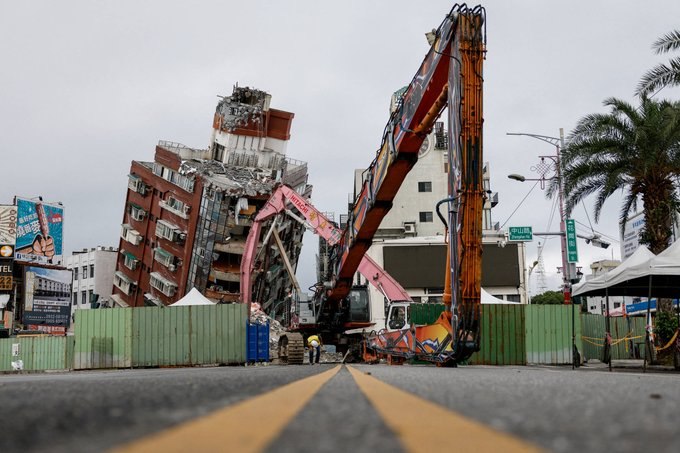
top-left (557, 97), bottom-right (680, 256)
top-left (637, 30), bottom-right (680, 96)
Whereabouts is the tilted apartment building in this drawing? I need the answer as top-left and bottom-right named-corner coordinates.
top-left (112, 86), bottom-right (311, 308)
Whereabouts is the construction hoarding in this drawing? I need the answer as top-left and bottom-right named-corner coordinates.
top-left (15, 198), bottom-right (64, 264)
top-left (23, 266), bottom-right (72, 328)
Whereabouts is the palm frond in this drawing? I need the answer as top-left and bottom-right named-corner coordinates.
top-left (637, 59), bottom-right (680, 96)
top-left (653, 30), bottom-right (680, 54)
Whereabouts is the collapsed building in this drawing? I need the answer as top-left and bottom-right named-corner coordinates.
top-left (111, 85), bottom-right (311, 308)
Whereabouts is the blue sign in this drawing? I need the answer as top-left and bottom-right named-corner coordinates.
top-left (15, 199), bottom-right (64, 264)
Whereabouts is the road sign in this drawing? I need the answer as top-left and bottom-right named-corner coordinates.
top-left (508, 226), bottom-right (533, 242)
top-left (566, 219), bottom-right (578, 262)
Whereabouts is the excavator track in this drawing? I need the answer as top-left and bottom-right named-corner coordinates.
top-left (278, 333), bottom-right (306, 365)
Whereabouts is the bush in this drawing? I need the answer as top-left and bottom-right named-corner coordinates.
top-left (654, 311), bottom-right (679, 344)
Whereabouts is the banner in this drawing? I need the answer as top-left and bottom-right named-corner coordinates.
top-left (23, 266), bottom-right (72, 327)
top-left (15, 198), bottom-right (64, 264)
top-left (0, 205), bottom-right (18, 245)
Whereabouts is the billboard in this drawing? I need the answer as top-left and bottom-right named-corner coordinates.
top-left (23, 266), bottom-right (72, 327)
top-left (0, 205), bottom-right (18, 245)
top-left (15, 198), bottom-right (64, 264)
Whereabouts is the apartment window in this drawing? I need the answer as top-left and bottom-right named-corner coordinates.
top-left (90, 264), bottom-right (94, 278)
top-left (113, 271), bottom-right (136, 296)
top-left (155, 219), bottom-right (184, 243)
top-left (128, 174), bottom-right (148, 195)
top-left (121, 223), bottom-right (143, 246)
top-left (122, 250), bottom-right (139, 271)
top-left (88, 290), bottom-right (93, 304)
top-left (152, 163), bottom-right (195, 193)
top-left (153, 247), bottom-right (175, 268)
top-left (419, 211), bottom-right (433, 222)
top-left (128, 203), bottom-right (147, 222)
top-left (213, 143), bottom-right (225, 162)
top-left (418, 181), bottom-right (432, 192)
top-left (82, 266), bottom-right (88, 280)
top-left (506, 294), bottom-right (521, 302)
top-left (444, 163), bottom-right (449, 173)
top-left (81, 291), bottom-right (87, 304)
top-left (160, 195), bottom-right (189, 218)
top-left (73, 292), bottom-right (78, 305)
top-left (150, 272), bottom-right (177, 297)
top-left (73, 268), bottom-right (78, 281)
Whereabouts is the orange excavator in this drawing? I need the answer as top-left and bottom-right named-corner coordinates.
top-left (242, 3), bottom-right (486, 365)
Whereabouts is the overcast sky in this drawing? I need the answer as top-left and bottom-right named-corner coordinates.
top-left (2, 1), bottom-right (680, 294)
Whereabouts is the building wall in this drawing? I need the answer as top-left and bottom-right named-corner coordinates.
top-left (66, 247), bottom-right (117, 315)
top-left (113, 151), bottom-right (203, 307)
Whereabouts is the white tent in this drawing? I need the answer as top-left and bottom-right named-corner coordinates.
top-left (573, 239), bottom-right (680, 298)
top-left (481, 288), bottom-right (518, 304)
top-left (170, 288), bottom-right (216, 306)
top-left (572, 246), bottom-right (655, 297)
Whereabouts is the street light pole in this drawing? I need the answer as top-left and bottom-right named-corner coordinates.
top-left (507, 130), bottom-right (573, 304)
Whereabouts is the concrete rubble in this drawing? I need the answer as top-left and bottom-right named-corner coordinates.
top-left (249, 302), bottom-right (344, 363)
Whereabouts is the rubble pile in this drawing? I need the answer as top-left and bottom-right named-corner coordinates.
top-left (250, 303), bottom-right (286, 359)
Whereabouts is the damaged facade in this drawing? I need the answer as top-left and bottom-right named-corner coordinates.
top-left (111, 86), bottom-right (311, 308)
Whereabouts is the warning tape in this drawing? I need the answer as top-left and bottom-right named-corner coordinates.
top-left (581, 332), bottom-right (644, 348)
top-left (655, 329), bottom-right (679, 352)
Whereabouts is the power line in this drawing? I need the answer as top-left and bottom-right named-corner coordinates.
top-left (500, 180), bottom-right (540, 229)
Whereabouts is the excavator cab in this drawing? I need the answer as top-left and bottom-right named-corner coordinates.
top-left (386, 302), bottom-right (410, 331)
top-left (347, 286), bottom-right (370, 323)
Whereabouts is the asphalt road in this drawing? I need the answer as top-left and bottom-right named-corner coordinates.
top-left (0, 364), bottom-right (678, 452)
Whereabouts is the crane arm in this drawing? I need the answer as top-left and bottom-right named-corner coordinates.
top-left (332, 5), bottom-right (486, 305)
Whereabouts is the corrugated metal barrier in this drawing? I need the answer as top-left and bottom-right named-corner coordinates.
top-left (74, 304), bottom-right (247, 370)
top-left (472, 305), bottom-right (526, 365)
top-left (0, 336), bottom-right (73, 372)
top-left (525, 305), bottom-right (581, 365)
top-left (470, 305), bottom-right (581, 366)
top-left (74, 308), bottom-right (133, 369)
top-left (581, 314), bottom-right (647, 361)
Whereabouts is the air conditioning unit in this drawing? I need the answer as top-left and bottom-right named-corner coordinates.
top-left (404, 223), bottom-right (416, 234)
top-left (183, 205), bottom-right (191, 214)
top-left (168, 264), bottom-right (176, 272)
top-left (196, 247), bottom-right (206, 258)
top-left (177, 232), bottom-right (187, 242)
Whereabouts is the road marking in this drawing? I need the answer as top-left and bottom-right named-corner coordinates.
top-left (112, 365), bottom-right (341, 453)
top-left (347, 366), bottom-right (543, 453)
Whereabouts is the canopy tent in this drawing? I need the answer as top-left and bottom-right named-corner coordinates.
top-left (481, 288), bottom-right (518, 304)
top-left (573, 240), bottom-right (680, 298)
top-left (572, 246), bottom-right (655, 297)
top-left (170, 288), bottom-right (216, 306)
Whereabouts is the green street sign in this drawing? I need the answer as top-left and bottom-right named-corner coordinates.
top-left (508, 226), bottom-right (533, 242)
top-left (566, 219), bottom-right (578, 262)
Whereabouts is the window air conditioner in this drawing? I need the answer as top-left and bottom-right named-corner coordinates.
top-left (404, 224), bottom-right (416, 234)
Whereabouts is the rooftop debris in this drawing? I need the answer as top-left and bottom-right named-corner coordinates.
top-left (215, 85), bottom-right (270, 132)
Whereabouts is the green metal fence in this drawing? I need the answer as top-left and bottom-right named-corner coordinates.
top-left (471, 304), bottom-right (526, 365)
top-left (525, 305), bottom-right (581, 365)
top-left (581, 314), bottom-right (647, 361)
top-left (0, 336), bottom-right (73, 372)
top-left (132, 305), bottom-right (246, 367)
top-left (74, 308), bottom-right (133, 369)
top-left (74, 304), bottom-right (247, 370)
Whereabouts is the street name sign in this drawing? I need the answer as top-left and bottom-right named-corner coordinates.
top-left (508, 226), bottom-right (533, 242)
top-left (566, 219), bottom-right (578, 262)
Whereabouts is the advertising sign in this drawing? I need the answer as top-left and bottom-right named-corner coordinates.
top-left (0, 205), bottom-right (18, 245)
top-left (23, 266), bottom-right (72, 327)
top-left (0, 259), bottom-right (12, 291)
top-left (15, 198), bottom-right (64, 264)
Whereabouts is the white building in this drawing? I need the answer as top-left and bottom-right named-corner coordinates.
top-left (348, 98), bottom-right (527, 322)
top-left (65, 246), bottom-right (118, 314)
top-left (583, 259), bottom-right (624, 314)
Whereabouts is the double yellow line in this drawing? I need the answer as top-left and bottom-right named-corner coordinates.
top-left (114, 365), bottom-right (541, 453)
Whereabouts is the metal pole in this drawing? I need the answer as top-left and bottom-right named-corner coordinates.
top-left (644, 274), bottom-right (653, 372)
top-left (557, 128), bottom-right (571, 304)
